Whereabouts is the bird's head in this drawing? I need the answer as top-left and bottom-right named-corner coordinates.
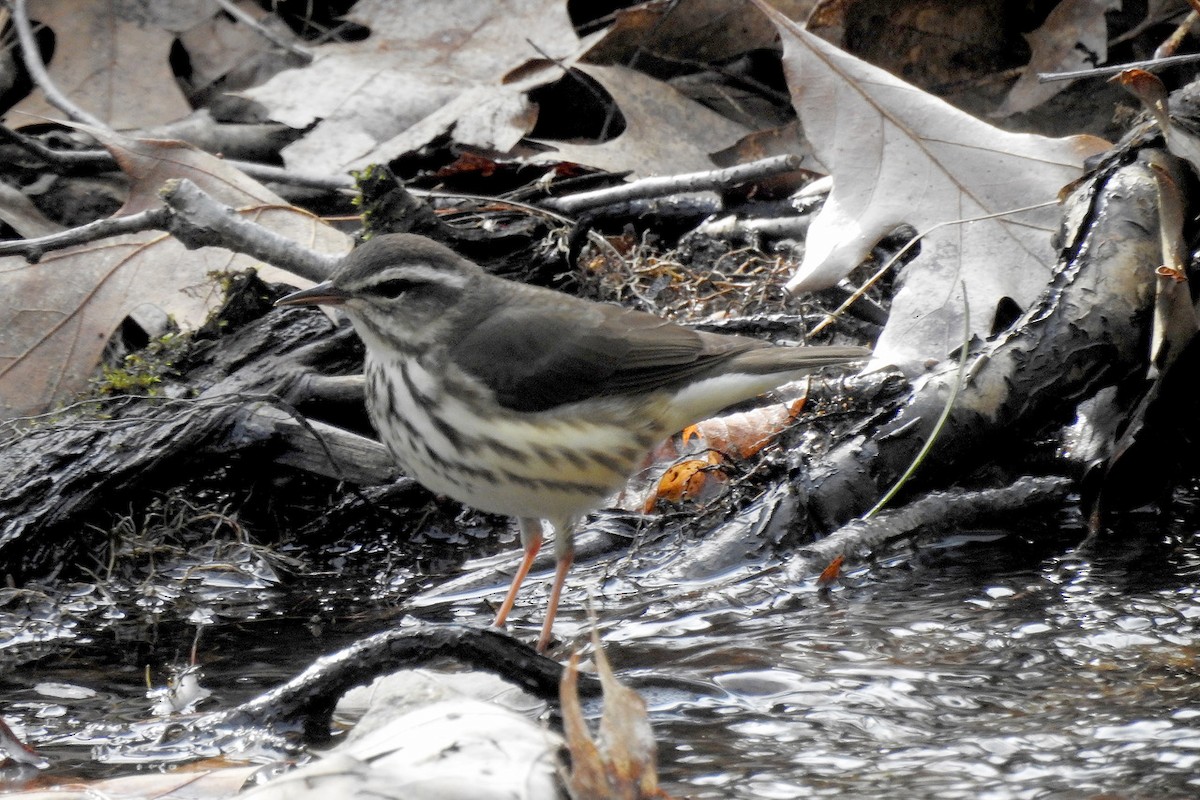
top-left (275, 234), bottom-right (482, 354)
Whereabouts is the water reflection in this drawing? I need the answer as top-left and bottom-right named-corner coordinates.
top-left (589, 532), bottom-right (1200, 799)
top-left (3, 511), bottom-right (1199, 798)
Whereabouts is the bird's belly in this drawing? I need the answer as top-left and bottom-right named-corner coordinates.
top-left (365, 357), bottom-right (666, 520)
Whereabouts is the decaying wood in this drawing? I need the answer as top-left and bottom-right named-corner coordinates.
top-left (0, 133), bottom-right (1180, 588)
top-left (803, 149), bottom-right (1176, 527)
top-left (56, 623), bottom-right (588, 756)
top-left (0, 285), bottom-right (393, 575)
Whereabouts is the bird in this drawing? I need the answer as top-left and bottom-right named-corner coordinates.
top-left (276, 233), bottom-right (868, 651)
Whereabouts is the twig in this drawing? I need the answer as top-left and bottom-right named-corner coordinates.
top-left (783, 475), bottom-right (1075, 582)
top-left (226, 160), bottom-right (353, 191)
top-left (212, 0), bottom-right (313, 62)
top-left (541, 154), bottom-right (806, 214)
top-left (0, 179), bottom-right (339, 281)
top-left (159, 179), bottom-right (340, 281)
top-left (0, 207), bottom-right (170, 258)
top-left (0, 125), bottom-right (353, 191)
top-left (10, 0), bottom-right (110, 130)
top-left (1039, 51), bottom-right (1200, 83)
top-left (0, 125), bottom-right (111, 167)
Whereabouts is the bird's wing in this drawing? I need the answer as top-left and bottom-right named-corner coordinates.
top-left (448, 300), bottom-right (761, 414)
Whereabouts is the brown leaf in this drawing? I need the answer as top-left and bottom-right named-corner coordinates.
top-left (562, 634), bottom-right (670, 800)
top-left (581, 0), bottom-right (814, 64)
top-left (639, 397), bottom-right (808, 511)
top-left (685, 397), bottom-right (807, 459)
top-left (642, 451), bottom-right (726, 513)
top-left (3, 0), bottom-right (196, 129)
top-left (1112, 69), bottom-right (1171, 135)
top-left (816, 554), bottom-right (844, 588)
top-left (0, 134), bottom-right (349, 418)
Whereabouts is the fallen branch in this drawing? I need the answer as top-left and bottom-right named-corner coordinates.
top-left (541, 154), bottom-right (807, 214)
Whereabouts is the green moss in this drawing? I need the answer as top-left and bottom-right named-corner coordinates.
top-left (91, 332), bottom-right (188, 398)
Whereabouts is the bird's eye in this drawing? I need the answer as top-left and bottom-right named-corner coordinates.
top-left (372, 278), bottom-right (418, 299)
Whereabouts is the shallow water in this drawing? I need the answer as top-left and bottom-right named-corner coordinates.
top-left (618, 540), bottom-right (1200, 799)
top-left (2, 508), bottom-right (1199, 798)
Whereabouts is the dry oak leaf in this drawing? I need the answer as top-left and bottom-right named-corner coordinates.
top-left (0, 134), bottom-right (349, 419)
top-left (3, 0), bottom-right (197, 130)
top-left (752, 1), bottom-right (1110, 369)
top-left (640, 398), bottom-right (806, 511)
top-left (683, 397), bottom-right (807, 460)
top-left (995, 0), bottom-right (1122, 118)
top-left (243, 0), bottom-right (578, 174)
top-left (816, 553), bottom-right (844, 588)
top-left (529, 63), bottom-right (751, 176)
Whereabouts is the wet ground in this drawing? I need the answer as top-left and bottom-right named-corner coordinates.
top-left (2, 493), bottom-right (1198, 798)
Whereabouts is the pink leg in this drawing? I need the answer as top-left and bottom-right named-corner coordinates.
top-left (537, 519), bottom-right (576, 652)
top-left (537, 550), bottom-right (574, 652)
top-left (493, 518), bottom-right (543, 629)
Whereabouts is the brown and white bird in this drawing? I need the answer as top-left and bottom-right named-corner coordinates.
top-left (277, 234), bottom-right (867, 651)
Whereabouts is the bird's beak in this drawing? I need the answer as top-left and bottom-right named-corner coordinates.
top-left (275, 281), bottom-right (349, 307)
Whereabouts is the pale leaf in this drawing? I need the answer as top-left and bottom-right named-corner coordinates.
top-left (995, 0), bottom-right (1121, 117)
top-left (529, 64), bottom-right (750, 176)
top-left (751, 1), bottom-right (1109, 367)
top-left (243, 0), bottom-right (577, 174)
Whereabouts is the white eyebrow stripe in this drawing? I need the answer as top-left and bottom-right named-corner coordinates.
top-left (375, 264), bottom-right (469, 290)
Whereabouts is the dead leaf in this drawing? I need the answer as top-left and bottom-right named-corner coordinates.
top-left (243, 0), bottom-right (578, 174)
top-left (642, 451), bottom-right (726, 513)
top-left (177, 2), bottom-right (305, 103)
top-left (807, 0), bottom-right (1018, 92)
top-left (816, 553), bottom-right (844, 588)
top-left (640, 397), bottom-right (808, 511)
top-left (344, 68), bottom-right (554, 173)
top-left (562, 634), bottom-right (669, 800)
top-left (0, 181), bottom-right (64, 238)
top-left (0, 133), bottom-right (350, 418)
top-left (530, 63), bottom-right (750, 176)
top-left (996, 0), bottom-right (1121, 117)
top-left (684, 397), bottom-right (808, 459)
top-left (750, 0), bottom-right (1109, 368)
top-left (3, 0), bottom-right (197, 129)
top-left (1113, 69), bottom-right (1172, 135)
top-left (581, 0), bottom-right (815, 64)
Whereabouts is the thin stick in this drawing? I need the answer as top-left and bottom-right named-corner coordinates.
top-left (542, 155), bottom-right (806, 214)
top-left (10, 0), bottom-right (110, 130)
top-left (862, 285), bottom-right (971, 518)
top-left (1039, 51), bottom-right (1200, 83)
top-left (807, 200), bottom-right (1058, 338)
top-left (212, 0), bottom-right (313, 61)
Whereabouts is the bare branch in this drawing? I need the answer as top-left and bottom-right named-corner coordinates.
top-left (10, 0), bottom-right (110, 130)
top-left (212, 0), bottom-right (314, 62)
top-left (541, 154), bottom-right (806, 214)
top-left (0, 178), bottom-right (338, 282)
top-left (0, 207), bottom-right (171, 258)
top-left (160, 178), bottom-right (340, 281)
